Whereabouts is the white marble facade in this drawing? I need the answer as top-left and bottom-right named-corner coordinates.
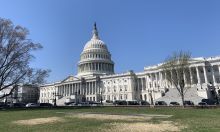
top-left (39, 24), bottom-right (220, 105)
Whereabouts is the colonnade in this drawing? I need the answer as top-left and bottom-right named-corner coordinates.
top-left (57, 81), bottom-right (100, 97)
top-left (143, 65), bottom-right (220, 90)
top-left (78, 63), bottom-right (114, 73)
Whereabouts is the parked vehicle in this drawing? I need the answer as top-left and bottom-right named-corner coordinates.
top-left (105, 100), bottom-right (113, 103)
top-left (183, 101), bottom-right (194, 106)
top-left (78, 102), bottom-right (90, 106)
top-left (0, 102), bottom-right (6, 108)
top-left (201, 99), bottom-right (215, 105)
top-left (26, 103), bottom-right (39, 108)
top-left (39, 103), bottom-right (53, 107)
top-left (10, 103), bottom-right (25, 108)
top-left (155, 101), bottom-right (167, 106)
top-left (113, 100), bottom-right (127, 105)
top-left (127, 100), bottom-right (139, 105)
top-left (169, 102), bottom-right (180, 106)
top-left (66, 102), bottom-right (77, 106)
top-left (198, 102), bottom-right (207, 106)
top-left (65, 101), bottom-right (75, 106)
top-left (140, 101), bottom-right (150, 105)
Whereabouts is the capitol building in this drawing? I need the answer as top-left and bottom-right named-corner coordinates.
top-left (39, 24), bottom-right (220, 105)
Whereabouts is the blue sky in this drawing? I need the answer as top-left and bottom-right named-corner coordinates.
top-left (0, 0), bottom-right (220, 83)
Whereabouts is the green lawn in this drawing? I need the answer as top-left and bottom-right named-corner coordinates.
top-left (0, 107), bottom-right (220, 132)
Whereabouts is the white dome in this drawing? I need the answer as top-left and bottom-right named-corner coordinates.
top-left (77, 23), bottom-right (114, 77)
top-left (83, 39), bottom-right (108, 51)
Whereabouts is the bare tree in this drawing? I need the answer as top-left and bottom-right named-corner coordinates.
top-left (161, 51), bottom-right (191, 107)
top-left (0, 18), bottom-right (50, 99)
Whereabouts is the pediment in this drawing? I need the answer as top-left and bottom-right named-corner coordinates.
top-left (62, 76), bottom-right (75, 83)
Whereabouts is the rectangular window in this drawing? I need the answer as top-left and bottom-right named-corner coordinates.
top-left (114, 86), bottom-right (116, 92)
top-left (119, 86), bottom-right (122, 91)
top-left (124, 85), bottom-right (127, 91)
top-left (124, 94), bottom-right (127, 100)
top-left (120, 94), bottom-right (123, 100)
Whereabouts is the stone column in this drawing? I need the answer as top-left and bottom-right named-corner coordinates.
top-left (81, 83), bottom-right (83, 95)
top-left (66, 85), bottom-right (68, 96)
top-left (90, 82), bottom-right (92, 95)
top-left (143, 78), bottom-right (146, 90)
top-left (203, 66), bottom-right (208, 84)
top-left (164, 72), bottom-right (167, 88)
top-left (67, 85), bottom-right (69, 96)
top-left (58, 86), bottom-right (60, 96)
top-left (99, 63), bottom-right (101, 71)
top-left (196, 66), bottom-right (201, 84)
top-left (159, 72), bottom-right (162, 88)
top-left (75, 83), bottom-right (77, 94)
top-left (82, 64), bottom-right (84, 72)
top-left (62, 85), bottom-right (65, 96)
top-left (146, 75), bottom-right (149, 89)
top-left (183, 71), bottom-right (187, 87)
top-left (170, 70), bottom-right (173, 87)
top-left (102, 63), bottom-right (104, 71)
top-left (63, 85), bottom-right (65, 96)
top-left (156, 72), bottom-right (159, 89)
top-left (87, 63), bottom-right (89, 71)
top-left (95, 81), bottom-right (97, 94)
top-left (211, 65), bottom-right (217, 85)
top-left (70, 84), bottom-right (73, 95)
top-left (73, 84), bottom-right (75, 93)
top-left (141, 77), bottom-right (144, 91)
top-left (218, 65), bottom-right (220, 83)
top-left (87, 82), bottom-right (89, 95)
top-left (91, 82), bottom-right (94, 94)
top-left (69, 84), bottom-right (71, 96)
top-left (189, 67), bottom-right (193, 85)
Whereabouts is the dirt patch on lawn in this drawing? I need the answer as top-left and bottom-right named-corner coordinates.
top-left (103, 121), bottom-right (182, 132)
top-left (68, 113), bottom-right (172, 121)
top-left (13, 117), bottom-right (64, 126)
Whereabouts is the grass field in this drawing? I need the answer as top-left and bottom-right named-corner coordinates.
top-left (0, 107), bottom-right (220, 132)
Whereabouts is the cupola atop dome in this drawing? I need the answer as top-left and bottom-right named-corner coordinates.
top-left (77, 23), bottom-right (114, 77)
top-left (92, 22), bottom-right (99, 40)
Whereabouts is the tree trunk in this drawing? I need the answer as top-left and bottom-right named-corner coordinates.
top-left (181, 93), bottom-right (185, 108)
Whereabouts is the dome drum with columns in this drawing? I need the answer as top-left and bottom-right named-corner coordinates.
top-left (77, 23), bottom-right (114, 77)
